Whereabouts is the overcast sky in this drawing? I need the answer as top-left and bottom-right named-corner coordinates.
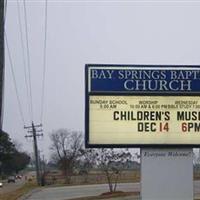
top-left (4, 0), bottom-right (200, 159)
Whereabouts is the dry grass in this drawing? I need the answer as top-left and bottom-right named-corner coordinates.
top-left (0, 183), bottom-right (37, 200)
top-left (45, 170), bottom-right (140, 186)
top-left (194, 172), bottom-right (200, 180)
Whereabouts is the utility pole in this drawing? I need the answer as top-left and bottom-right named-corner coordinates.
top-left (42, 154), bottom-right (45, 174)
top-left (0, 0), bottom-right (4, 129)
top-left (24, 122), bottom-right (43, 185)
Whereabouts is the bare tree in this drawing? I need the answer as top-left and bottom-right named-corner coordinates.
top-left (50, 129), bottom-right (83, 184)
top-left (97, 148), bottom-right (132, 193)
top-left (78, 148), bottom-right (97, 183)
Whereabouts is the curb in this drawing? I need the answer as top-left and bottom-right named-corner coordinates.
top-left (17, 188), bottom-right (42, 200)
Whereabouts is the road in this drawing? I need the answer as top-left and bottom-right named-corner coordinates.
top-left (26, 181), bottom-right (200, 200)
top-left (0, 171), bottom-right (35, 195)
top-left (0, 178), bottom-right (25, 194)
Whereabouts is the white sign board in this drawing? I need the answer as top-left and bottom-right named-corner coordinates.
top-left (89, 95), bottom-right (200, 145)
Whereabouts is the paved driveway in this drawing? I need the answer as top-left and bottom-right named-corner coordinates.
top-left (25, 181), bottom-right (200, 200)
top-left (26, 183), bottom-right (140, 200)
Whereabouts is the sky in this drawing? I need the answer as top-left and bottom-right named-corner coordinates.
top-left (4, 0), bottom-right (200, 159)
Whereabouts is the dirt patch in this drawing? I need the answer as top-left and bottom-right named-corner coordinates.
top-left (67, 191), bottom-right (140, 200)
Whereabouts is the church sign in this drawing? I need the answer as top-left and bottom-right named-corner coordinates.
top-left (85, 64), bottom-right (200, 147)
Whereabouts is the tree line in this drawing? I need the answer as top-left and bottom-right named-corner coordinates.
top-left (0, 130), bottom-right (30, 178)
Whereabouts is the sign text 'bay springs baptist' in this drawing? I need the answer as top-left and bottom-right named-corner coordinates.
top-left (89, 67), bottom-right (200, 92)
top-left (85, 65), bottom-right (200, 147)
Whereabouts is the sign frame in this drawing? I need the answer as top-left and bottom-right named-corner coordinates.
top-left (85, 64), bottom-right (200, 148)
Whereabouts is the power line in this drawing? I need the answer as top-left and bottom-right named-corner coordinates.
top-left (0, 0), bottom-right (5, 129)
top-left (40, 0), bottom-right (48, 123)
top-left (5, 33), bottom-right (25, 125)
top-left (4, 0), bottom-right (7, 24)
top-left (23, 0), bottom-right (33, 121)
top-left (17, 0), bottom-right (32, 123)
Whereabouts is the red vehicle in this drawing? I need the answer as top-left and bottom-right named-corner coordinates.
top-left (16, 175), bottom-right (22, 179)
